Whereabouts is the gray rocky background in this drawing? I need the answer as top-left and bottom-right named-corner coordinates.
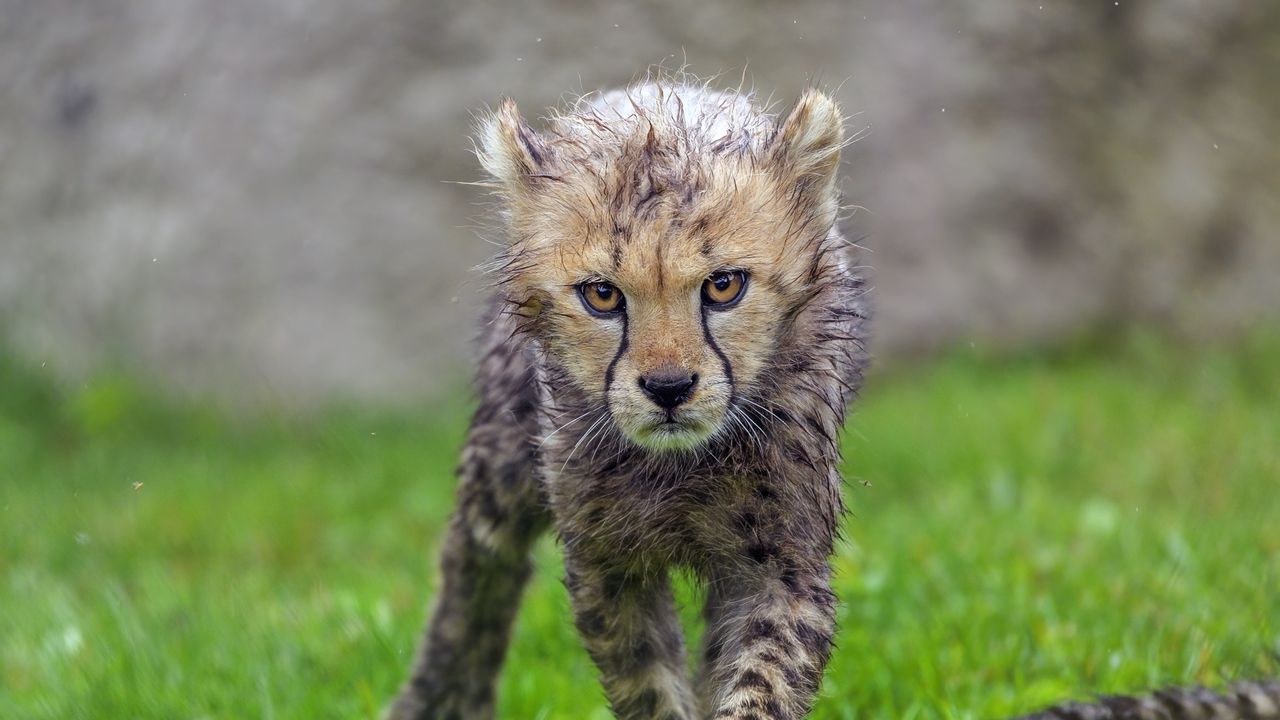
top-left (2, 1), bottom-right (1277, 405)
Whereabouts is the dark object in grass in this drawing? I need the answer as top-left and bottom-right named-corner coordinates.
top-left (1013, 679), bottom-right (1280, 719)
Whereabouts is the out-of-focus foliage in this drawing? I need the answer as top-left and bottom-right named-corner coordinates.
top-left (2, 333), bottom-right (1276, 718)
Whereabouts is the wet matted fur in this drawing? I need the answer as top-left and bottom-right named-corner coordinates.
top-left (388, 76), bottom-right (1279, 720)
top-left (390, 76), bottom-right (866, 720)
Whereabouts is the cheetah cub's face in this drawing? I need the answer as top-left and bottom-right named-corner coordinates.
top-left (478, 88), bottom-right (845, 451)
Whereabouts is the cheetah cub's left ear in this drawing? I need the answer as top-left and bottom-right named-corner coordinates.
top-left (768, 88), bottom-right (845, 197)
top-left (477, 98), bottom-right (551, 194)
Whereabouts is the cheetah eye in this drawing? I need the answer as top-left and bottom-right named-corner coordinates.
top-left (701, 270), bottom-right (748, 308)
top-left (577, 281), bottom-right (625, 316)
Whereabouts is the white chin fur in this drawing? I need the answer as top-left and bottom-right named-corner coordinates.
top-left (629, 421), bottom-right (716, 452)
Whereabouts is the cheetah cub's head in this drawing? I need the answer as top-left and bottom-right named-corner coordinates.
top-left (478, 84), bottom-right (846, 451)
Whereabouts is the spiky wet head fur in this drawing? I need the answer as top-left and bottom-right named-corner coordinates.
top-left (479, 81), bottom-right (853, 452)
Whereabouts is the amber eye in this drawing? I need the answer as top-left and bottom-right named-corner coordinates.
top-left (578, 281), bottom-right (625, 316)
top-left (701, 270), bottom-right (748, 308)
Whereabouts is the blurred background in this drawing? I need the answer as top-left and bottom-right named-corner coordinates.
top-left (3, 0), bottom-right (1277, 404)
top-left (3, 3), bottom-right (1279, 719)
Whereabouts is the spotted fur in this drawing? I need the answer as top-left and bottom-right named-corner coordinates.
top-left (389, 75), bottom-right (864, 720)
top-left (388, 76), bottom-right (1274, 720)
top-left (1013, 680), bottom-right (1280, 719)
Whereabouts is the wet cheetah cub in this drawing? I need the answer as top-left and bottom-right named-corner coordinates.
top-left (391, 79), bottom-right (868, 720)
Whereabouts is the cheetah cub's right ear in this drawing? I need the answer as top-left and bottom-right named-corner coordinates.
top-left (768, 88), bottom-right (845, 199)
top-left (477, 98), bottom-right (551, 194)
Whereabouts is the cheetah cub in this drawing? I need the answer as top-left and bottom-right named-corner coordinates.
top-left (390, 79), bottom-right (868, 720)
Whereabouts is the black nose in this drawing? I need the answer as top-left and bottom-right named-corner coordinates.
top-left (638, 370), bottom-right (698, 409)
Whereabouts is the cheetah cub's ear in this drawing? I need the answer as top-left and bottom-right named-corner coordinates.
top-left (477, 98), bottom-right (551, 192)
top-left (768, 88), bottom-right (845, 198)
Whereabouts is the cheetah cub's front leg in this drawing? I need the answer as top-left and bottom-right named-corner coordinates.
top-left (702, 575), bottom-right (836, 719)
top-left (699, 555), bottom-right (837, 719)
top-left (563, 552), bottom-right (699, 720)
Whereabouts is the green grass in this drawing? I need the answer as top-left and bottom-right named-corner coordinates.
top-left (2, 332), bottom-right (1277, 719)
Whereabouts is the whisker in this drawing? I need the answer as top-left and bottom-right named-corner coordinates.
top-left (537, 406), bottom-right (603, 450)
top-left (561, 411), bottom-right (613, 473)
